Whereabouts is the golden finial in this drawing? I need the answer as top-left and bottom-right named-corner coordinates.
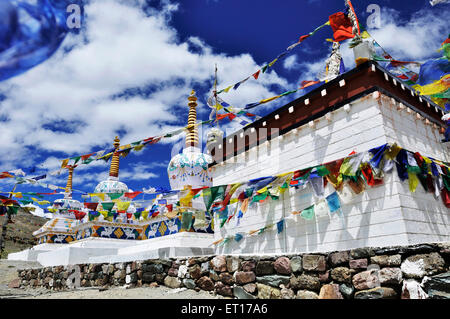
top-left (109, 136), bottom-right (121, 178)
top-left (65, 166), bottom-right (74, 196)
top-left (113, 136), bottom-right (120, 149)
top-left (186, 90), bottom-right (199, 148)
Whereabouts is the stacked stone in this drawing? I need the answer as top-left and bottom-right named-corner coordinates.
top-left (16, 242), bottom-right (450, 299)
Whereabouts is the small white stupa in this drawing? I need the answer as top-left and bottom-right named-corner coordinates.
top-left (94, 136), bottom-right (129, 200)
top-left (33, 166), bottom-right (81, 244)
top-left (167, 90), bottom-right (213, 190)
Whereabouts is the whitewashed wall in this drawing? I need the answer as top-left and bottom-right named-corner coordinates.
top-left (211, 92), bottom-right (450, 255)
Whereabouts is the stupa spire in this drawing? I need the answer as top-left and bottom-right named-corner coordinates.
top-left (64, 166), bottom-right (74, 196)
top-left (185, 90), bottom-right (199, 148)
top-left (109, 136), bottom-right (121, 178)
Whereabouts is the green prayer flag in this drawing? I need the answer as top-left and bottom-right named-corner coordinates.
top-left (407, 166), bottom-right (421, 174)
top-left (134, 211), bottom-right (142, 220)
top-left (72, 156), bottom-right (81, 165)
top-left (7, 206), bottom-right (19, 215)
top-left (300, 205), bottom-right (315, 220)
top-left (19, 200), bottom-right (33, 205)
top-left (101, 202), bottom-right (115, 211)
top-left (245, 188), bottom-right (254, 198)
top-left (252, 191), bottom-right (269, 203)
top-left (261, 64), bottom-right (269, 73)
top-left (280, 90), bottom-right (297, 97)
top-left (82, 158), bottom-right (95, 164)
top-left (203, 186), bottom-right (226, 211)
top-left (181, 211), bottom-right (193, 230)
top-left (108, 193), bottom-right (123, 200)
top-left (316, 165), bottom-right (330, 177)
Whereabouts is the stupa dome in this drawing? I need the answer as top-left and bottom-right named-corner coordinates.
top-left (94, 177), bottom-right (129, 201)
top-left (168, 147), bottom-right (212, 190)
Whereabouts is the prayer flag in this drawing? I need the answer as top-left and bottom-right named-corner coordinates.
top-left (117, 202), bottom-right (131, 211)
top-left (329, 12), bottom-right (355, 42)
top-left (124, 191), bottom-right (142, 199)
top-left (181, 211), bottom-right (193, 230)
top-left (326, 192), bottom-right (341, 214)
top-left (300, 205), bottom-right (315, 220)
top-left (276, 219), bottom-right (285, 234)
top-left (101, 202), bottom-right (115, 212)
top-left (108, 193), bottom-right (123, 200)
top-left (84, 202), bottom-right (98, 211)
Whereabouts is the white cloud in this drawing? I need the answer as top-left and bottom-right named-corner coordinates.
top-left (283, 55), bottom-right (300, 70)
top-left (291, 6), bottom-right (448, 86)
top-left (367, 7), bottom-right (448, 61)
top-left (0, 0), bottom-right (289, 172)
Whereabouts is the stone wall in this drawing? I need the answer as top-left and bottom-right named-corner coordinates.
top-left (17, 242), bottom-right (450, 299)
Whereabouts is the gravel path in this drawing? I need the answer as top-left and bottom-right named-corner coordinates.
top-left (0, 260), bottom-right (223, 299)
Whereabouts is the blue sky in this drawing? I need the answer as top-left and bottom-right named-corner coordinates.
top-left (0, 0), bottom-right (448, 208)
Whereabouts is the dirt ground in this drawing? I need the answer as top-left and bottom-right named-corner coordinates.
top-left (0, 259), bottom-right (223, 299)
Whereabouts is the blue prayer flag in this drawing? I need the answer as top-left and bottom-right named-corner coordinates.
top-left (326, 192), bottom-right (341, 214)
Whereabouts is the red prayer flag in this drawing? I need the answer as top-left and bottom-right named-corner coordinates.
top-left (442, 188), bottom-right (450, 208)
top-left (84, 202), bottom-right (99, 211)
top-left (81, 153), bottom-right (94, 161)
top-left (329, 12), bottom-right (355, 42)
top-left (253, 70), bottom-right (261, 80)
top-left (299, 34), bottom-right (310, 43)
top-left (70, 210), bottom-right (86, 220)
top-left (361, 165), bottom-right (375, 186)
top-left (124, 191), bottom-right (143, 199)
top-left (217, 113), bottom-right (237, 121)
top-left (1, 199), bottom-right (17, 206)
top-left (300, 80), bottom-right (320, 89)
top-left (0, 172), bottom-right (14, 179)
top-left (152, 211), bottom-right (160, 218)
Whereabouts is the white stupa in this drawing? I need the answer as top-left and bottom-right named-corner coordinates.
top-left (33, 166), bottom-right (82, 244)
top-left (167, 90), bottom-right (213, 190)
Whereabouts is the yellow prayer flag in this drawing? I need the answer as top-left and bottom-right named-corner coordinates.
top-left (116, 201), bottom-right (131, 211)
top-left (408, 172), bottom-right (419, 192)
top-left (361, 31), bottom-right (371, 39)
top-left (61, 159), bottom-right (69, 168)
top-left (268, 58), bottom-right (278, 67)
top-left (413, 75), bottom-right (450, 96)
top-left (164, 210), bottom-right (179, 219)
top-left (31, 197), bottom-right (39, 202)
top-left (120, 144), bottom-right (131, 150)
top-left (133, 144), bottom-right (145, 151)
top-left (248, 229), bottom-right (259, 236)
top-left (256, 186), bottom-right (268, 194)
top-left (90, 193), bottom-right (105, 201)
top-left (223, 86), bottom-right (232, 93)
top-left (142, 210), bottom-right (149, 220)
top-left (259, 95), bottom-right (281, 104)
top-left (38, 200), bottom-right (50, 205)
top-left (385, 143), bottom-right (402, 160)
